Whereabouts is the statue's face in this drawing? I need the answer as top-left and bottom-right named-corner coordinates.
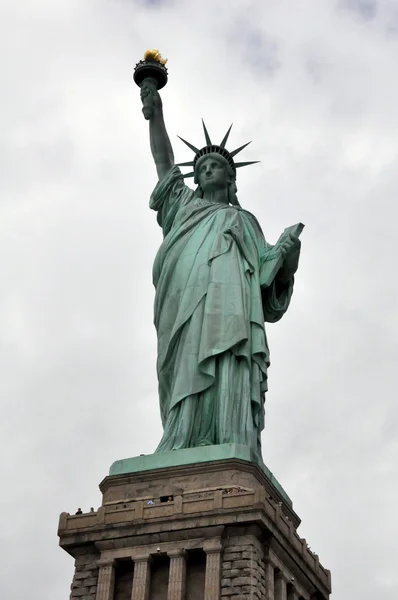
top-left (197, 156), bottom-right (230, 193)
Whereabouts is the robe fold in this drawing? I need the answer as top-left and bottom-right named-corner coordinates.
top-left (150, 166), bottom-right (294, 456)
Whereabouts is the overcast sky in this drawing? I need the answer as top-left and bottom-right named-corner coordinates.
top-left (1, 0), bottom-right (397, 598)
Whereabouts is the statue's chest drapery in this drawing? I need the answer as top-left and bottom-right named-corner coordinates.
top-left (152, 199), bottom-right (264, 289)
top-left (152, 199), bottom-right (268, 356)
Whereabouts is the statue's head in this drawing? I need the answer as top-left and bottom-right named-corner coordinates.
top-left (176, 121), bottom-right (259, 206)
top-left (193, 153), bottom-right (238, 204)
top-left (195, 153), bottom-right (234, 190)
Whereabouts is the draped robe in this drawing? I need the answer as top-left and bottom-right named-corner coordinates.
top-left (150, 166), bottom-right (294, 456)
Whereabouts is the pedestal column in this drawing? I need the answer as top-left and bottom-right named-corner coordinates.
top-left (131, 555), bottom-right (152, 600)
top-left (167, 549), bottom-right (186, 600)
top-left (264, 561), bottom-right (275, 600)
top-left (95, 559), bottom-right (115, 600)
top-left (204, 539), bottom-right (222, 600)
top-left (287, 588), bottom-right (299, 600)
top-left (275, 572), bottom-right (288, 600)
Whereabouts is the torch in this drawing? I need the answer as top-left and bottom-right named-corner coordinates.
top-left (133, 50), bottom-right (168, 120)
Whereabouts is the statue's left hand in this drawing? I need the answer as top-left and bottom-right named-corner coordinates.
top-left (277, 234), bottom-right (301, 281)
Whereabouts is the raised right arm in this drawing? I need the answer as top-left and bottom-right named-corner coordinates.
top-left (141, 80), bottom-right (175, 181)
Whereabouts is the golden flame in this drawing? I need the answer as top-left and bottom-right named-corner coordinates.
top-left (143, 49), bottom-right (167, 65)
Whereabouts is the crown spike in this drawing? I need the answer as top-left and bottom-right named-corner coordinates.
top-left (176, 161), bottom-right (195, 167)
top-left (230, 141), bottom-right (252, 158)
top-left (177, 136), bottom-right (200, 154)
top-left (220, 124), bottom-right (233, 148)
top-left (235, 160), bottom-right (260, 169)
top-left (182, 171), bottom-right (195, 178)
top-left (202, 119), bottom-right (212, 145)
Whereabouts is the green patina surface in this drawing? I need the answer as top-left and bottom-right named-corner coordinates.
top-left (133, 58), bottom-right (302, 465)
top-left (109, 444), bottom-right (292, 506)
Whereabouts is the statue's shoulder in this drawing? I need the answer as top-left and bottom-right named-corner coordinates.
top-left (240, 208), bottom-right (264, 234)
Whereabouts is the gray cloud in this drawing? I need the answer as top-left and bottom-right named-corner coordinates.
top-left (0, 0), bottom-right (397, 598)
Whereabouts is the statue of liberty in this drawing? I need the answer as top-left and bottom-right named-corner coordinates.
top-left (137, 55), bottom-right (302, 458)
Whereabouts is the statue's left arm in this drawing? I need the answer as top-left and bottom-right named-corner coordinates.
top-left (261, 233), bottom-right (301, 323)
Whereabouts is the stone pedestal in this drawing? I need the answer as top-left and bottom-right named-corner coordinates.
top-left (58, 446), bottom-right (331, 600)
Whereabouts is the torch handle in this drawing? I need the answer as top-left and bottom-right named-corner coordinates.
top-left (140, 77), bottom-right (158, 121)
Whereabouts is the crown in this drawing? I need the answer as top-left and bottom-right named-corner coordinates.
top-left (176, 120), bottom-right (260, 178)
